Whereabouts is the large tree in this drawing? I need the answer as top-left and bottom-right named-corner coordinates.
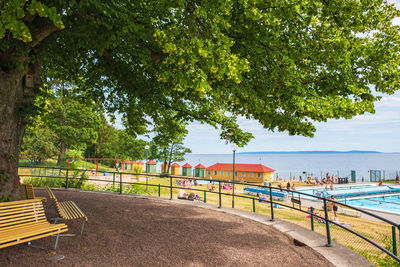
top-left (1, 1), bottom-right (400, 198)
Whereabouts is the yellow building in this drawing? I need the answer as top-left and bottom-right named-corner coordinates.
top-left (171, 163), bottom-right (180, 176)
top-left (206, 163), bottom-right (275, 183)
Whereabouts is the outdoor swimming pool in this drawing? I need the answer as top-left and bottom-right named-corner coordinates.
top-left (345, 195), bottom-right (400, 214)
top-left (295, 184), bottom-right (400, 214)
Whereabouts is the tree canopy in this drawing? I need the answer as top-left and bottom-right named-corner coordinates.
top-left (4, 1), bottom-right (400, 143)
top-left (1, 0), bottom-right (400, 198)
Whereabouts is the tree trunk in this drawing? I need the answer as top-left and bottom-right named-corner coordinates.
top-left (57, 139), bottom-right (67, 166)
top-left (0, 66), bottom-right (38, 200)
top-left (167, 143), bottom-right (174, 174)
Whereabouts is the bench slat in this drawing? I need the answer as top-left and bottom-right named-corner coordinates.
top-left (0, 224), bottom-right (68, 242)
top-left (0, 199), bottom-right (42, 208)
top-left (0, 227), bottom-right (68, 248)
top-left (0, 205), bottom-right (45, 215)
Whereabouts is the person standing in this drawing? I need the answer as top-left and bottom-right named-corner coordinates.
top-left (331, 195), bottom-right (338, 218)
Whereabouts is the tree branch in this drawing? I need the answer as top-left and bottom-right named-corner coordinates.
top-left (30, 23), bottom-right (60, 47)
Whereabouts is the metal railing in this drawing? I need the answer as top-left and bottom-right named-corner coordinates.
top-left (18, 166), bottom-right (400, 265)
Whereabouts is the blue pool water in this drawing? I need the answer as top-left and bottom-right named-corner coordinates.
top-left (295, 185), bottom-right (400, 213)
top-left (345, 195), bottom-right (400, 213)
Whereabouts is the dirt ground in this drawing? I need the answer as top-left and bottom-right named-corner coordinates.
top-left (1, 189), bottom-right (334, 266)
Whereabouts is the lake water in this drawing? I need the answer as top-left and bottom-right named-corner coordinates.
top-left (176, 153), bottom-right (400, 182)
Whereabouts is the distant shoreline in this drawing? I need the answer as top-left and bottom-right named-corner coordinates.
top-left (186, 150), bottom-right (394, 156)
top-left (239, 150), bottom-right (382, 154)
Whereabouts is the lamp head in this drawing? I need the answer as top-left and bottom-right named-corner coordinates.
top-left (145, 145), bottom-right (149, 150)
top-left (231, 144), bottom-right (238, 152)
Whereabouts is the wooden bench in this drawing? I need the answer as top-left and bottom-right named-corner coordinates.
top-left (0, 199), bottom-right (68, 250)
top-left (45, 187), bottom-right (88, 234)
top-left (20, 184), bottom-right (46, 202)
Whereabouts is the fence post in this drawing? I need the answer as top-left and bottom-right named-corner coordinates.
top-left (65, 169), bottom-right (69, 189)
top-left (269, 184), bottom-right (274, 221)
top-left (170, 176), bottom-right (172, 200)
top-left (204, 191), bottom-right (207, 203)
top-left (119, 172), bottom-right (122, 194)
top-left (218, 182), bottom-right (222, 208)
top-left (310, 207), bottom-right (315, 231)
top-left (158, 184), bottom-right (161, 197)
top-left (113, 172), bottom-right (116, 187)
top-left (393, 226), bottom-right (398, 256)
top-left (253, 198), bottom-right (256, 213)
top-left (323, 198), bottom-right (333, 247)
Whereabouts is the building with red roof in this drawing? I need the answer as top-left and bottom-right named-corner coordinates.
top-left (160, 163), bottom-right (169, 173)
top-left (171, 163), bottom-right (180, 176)
top-left (182, 163), bottom-right (192, 176)
top-left (124, 160), bottom-right (137, 170)
top-left (206, 163), bottom-right (275, 183)
top-left (146, 160), bottom-right (157, 173)
top-left (194, 164), bottom-right (206, 178)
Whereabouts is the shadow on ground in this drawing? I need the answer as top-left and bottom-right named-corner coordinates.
top-left (0, 189), bottom-right (333, 266)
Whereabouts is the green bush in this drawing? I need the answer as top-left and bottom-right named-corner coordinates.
top-left (23, 176), bottom-right (64, 188)
top-left (63, 170), bottom-right (88, 188)
top-left (133, 165), bottom-right (143, 180)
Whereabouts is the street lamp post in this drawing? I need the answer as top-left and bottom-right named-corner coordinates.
top-left (232, 144), bottom-right (237, 208)
top-left (145, 145), bottom-right (149, 191)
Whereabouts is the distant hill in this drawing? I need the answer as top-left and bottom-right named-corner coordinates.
top-left (239, 150), bottom-right (381, 154)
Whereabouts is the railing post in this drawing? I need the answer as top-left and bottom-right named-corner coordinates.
top-left (170, 176), bottom-right (172, 200)
top-left (393, 226), bottom-right (398, 256)
top-left (269, 184), bottom-right (275, 221)
top-left (218, 181), bottom-right (222, 208)
top-left (323, 198), bottom-right (333, 247)
top-left (113, 172), bottom-right (116, 187)
top-left (65, 169), bottom-right (69, 189)
top-left (119, 172), bottom-right (122, 194)
top-left (310, 207), bottom-right (315, 231)
top-left (204, 191), bottom-right (207, 203)
top-left (253, 198), bottom-right (256, 212)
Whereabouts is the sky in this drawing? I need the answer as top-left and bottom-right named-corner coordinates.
top-left (182, 91), bottom-right (400, 154)
top-left (113, 91), bottom-right (400, 154)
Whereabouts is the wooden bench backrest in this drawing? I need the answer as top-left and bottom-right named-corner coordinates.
top-left (0, 199), bottom-right (47, 229)
top-left (20, 184), bottom-right (36, 199)
top-left (45, 187), bottom-right (67, 218)
top-left (45, 186), bottom-right (57, 202)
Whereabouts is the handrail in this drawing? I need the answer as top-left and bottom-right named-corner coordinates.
top-left (18, 165), bottom-right (400, 263)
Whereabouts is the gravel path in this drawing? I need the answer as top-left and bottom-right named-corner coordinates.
top-left (1, 190), bottom-right (333, 266)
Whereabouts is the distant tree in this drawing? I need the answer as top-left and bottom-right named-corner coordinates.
top-left (21, 120), bottom-right (58, 164)
top-left (151, 114), bottom-right (191, 173)
top-left (101, 128), bottom-right (147, 160)
top-left (41, 84), bottom-right (101, 166)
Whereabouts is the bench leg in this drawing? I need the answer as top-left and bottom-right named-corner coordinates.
top-left (54, 233), bottom-right (60, 250)
top-left (80, 220), bottom-right (85, 235)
